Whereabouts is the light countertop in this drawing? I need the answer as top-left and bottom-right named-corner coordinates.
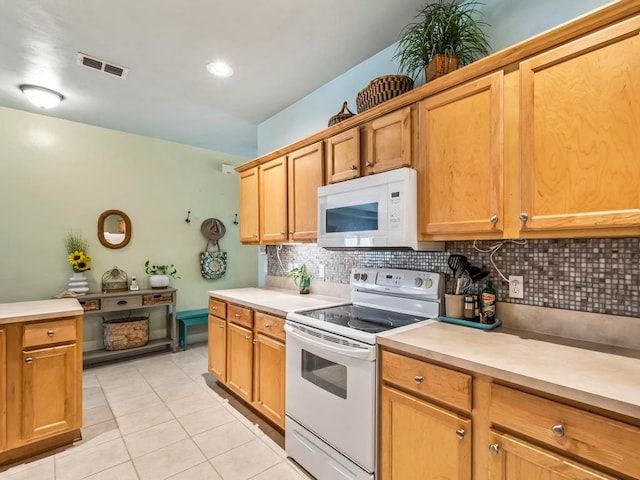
top-left (378, 320), bottom-right (640, 420)
top-left (0, 298), bottom-right (83, 324)
top-left (208, 287), bottom-right (348, 317)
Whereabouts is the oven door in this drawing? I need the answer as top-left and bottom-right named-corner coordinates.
top-left (285, 322), bottom-right (376, 472)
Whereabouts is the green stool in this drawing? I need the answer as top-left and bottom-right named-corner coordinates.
top-left (176, 308), bottom-right (209, 351)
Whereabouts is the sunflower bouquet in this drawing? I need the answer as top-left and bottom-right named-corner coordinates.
top-left (64, 231), bottom-right (91, 272)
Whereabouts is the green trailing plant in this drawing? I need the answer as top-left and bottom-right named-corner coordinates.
top-left (288, 264), bottom-right (311, 293)
top-left (144, 260), bottom-right (180, 279)
top-left (393, 0), bottom-right (491, 80)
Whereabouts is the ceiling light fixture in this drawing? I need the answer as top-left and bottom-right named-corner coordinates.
top-left (206, 61), bottom-right (234, 78)
top-left (19, 84), bottom-right (64, 109)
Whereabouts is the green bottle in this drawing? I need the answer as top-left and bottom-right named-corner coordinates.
top-left (481, 280), bottom-right (496, 324)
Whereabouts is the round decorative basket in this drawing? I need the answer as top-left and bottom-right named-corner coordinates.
top-left (356, 75), bottom-right (414, 113)
top-left (101, 266), bottom-right (129, 293)
top-left (328, 101), bottom-right (355, 127)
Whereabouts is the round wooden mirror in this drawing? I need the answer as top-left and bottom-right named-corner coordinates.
top-left (98, 210), bottom-right (132, 249)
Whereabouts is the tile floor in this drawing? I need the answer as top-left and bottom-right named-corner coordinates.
top-left (0, 344), bottom-right (313, 480)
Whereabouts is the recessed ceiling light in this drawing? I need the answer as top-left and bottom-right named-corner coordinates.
top-left (19, 84), bottom-right (64, 109)
top-left (206, 61), bottom-right (234, 78)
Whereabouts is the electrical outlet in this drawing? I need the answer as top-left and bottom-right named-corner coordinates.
top-left (287, 263), bottom-right (293, 271)
top-left (509, 275), bottom-right (524, 299)
top-left (318, 264), bottom-right (325, 279)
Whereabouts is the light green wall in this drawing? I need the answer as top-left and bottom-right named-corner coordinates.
top-left (0, 106), bottom-right (258, 310)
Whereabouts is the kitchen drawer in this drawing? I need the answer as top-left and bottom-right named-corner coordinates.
top-left (23, 318), bottom-right (77, 348)
top-left (227, 304), bottom-right (253, 328)
top-left (254, 312), bottom-right (285, 341)
top-left (103, 295), bottom-right (142, 311)
top-left (142, 292), bottom-right (173, 306)
top-left (490, 383), bottom-right (640, 479)
top-left (209, 298), bottom-right (227, 319)
top-left (381, 350), bottom-right (471, 412)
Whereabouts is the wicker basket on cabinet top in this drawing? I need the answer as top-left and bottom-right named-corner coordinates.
top-left (356, 75), bottom-right (414, 113)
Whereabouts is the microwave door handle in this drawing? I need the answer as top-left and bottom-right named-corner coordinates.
top-left (284, 324), bottom-right (374, 360)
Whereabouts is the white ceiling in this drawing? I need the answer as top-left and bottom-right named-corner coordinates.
top-left (0, 0), bottom-right (429, 157)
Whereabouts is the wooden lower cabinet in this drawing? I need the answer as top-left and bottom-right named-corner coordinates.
top-left (226, 322), bottom-right (253, 403)
top-left (0, 329), bottom-right (5, 453)
top-left (487, 430), bottom-right (615, 480)
top-left (207, 315), bottom-right (226, 382)
top-left (252, 332), bottom-right (285, 428)
top-left (379, 385), bottom-right (471, 480)
top-left (208, 298), bottom-right (286, 430)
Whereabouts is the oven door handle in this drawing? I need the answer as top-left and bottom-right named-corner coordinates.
top-left (285, 324), bottom-right (375, 360)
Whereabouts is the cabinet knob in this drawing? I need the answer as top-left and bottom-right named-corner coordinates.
top-left (253, 234), bottom-right (258, 238)
top-left (350, 164), bottom-right (357, 170)
top-left (280, 232), bottom-right (286, 235)
top-left (519, 212), bottom-right (529, 222)
top-left (264, 323), bottom-right (271, 328)
top-left (414, 375), bottom-right (424, 384)
top-left (365, 161), bottom-right (373, 167)
top-left (218, 325), bottom-right (224, 329)
top-left (455, 428), bottom-right (465, 439)
top-left (25, 357), bottom-right (33, 364)
top-left (253, 339), bottom-right (258, 345)
top-left (489, 443), bottom-right (500, 455)
top-left (552, 424), bottom-right (565, 437)
top-left (244, 335), bottom-right (250, 341)
top-left (235, 313), bottom-right (241, 318)
top-left (490, 215), bottom-right (498, 224)
top-left (47, 329), bottom-right (55, 337)
top-left (289, 231), bottom-right (294, 235)
top-left (212, 306), bottom-right (217, 310)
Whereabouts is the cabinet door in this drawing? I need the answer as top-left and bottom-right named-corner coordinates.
top-left (418, 72), bottom-right (504, 239)
top-left (288, 141), bottom-right (324, 242)
top-left (326, 127), bottom-right (360, 183)
top-left (488, 431), bottom-right (616, 480)
top-left (22, 344), bottom-right (79, 442)
top-left (519, 16), bottom-right (640, 235)
top-left (364, 107), bottom-right (412, 175)
top-left (207, 315), bottom-right (226, 382)
top-left (239, 167), bottom-right (260, 243)
top-left (379, 386), bottom-right (471, 480)
top-left (259, 156), bottom-right (288, 243)
top-left (226, 322), bottom-right (253, 403)
top-left (252, 333), bottom-right (285, 429)
top-left (0, 329), bottom-right (5, 452)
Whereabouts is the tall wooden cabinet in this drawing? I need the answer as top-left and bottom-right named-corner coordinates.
top-left (417, 72), bottom-right (504, 239)
top-left (517, 15), bottom-right (640, 236)
top-left (0, 329), bottom-right (5, 453)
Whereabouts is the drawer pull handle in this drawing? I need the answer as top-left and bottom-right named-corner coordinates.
top-left (414, 375), bottom-right (424, 384)
top-left (489, 444), bottom-right (500, 455)
top-left (153, 294), bottom-right (162, 299)
top-left (244, 335), bottom-right (250, 341)
top-left (25, 357), bottom-right (33, 364)
top-left (552, 424), bottom-right (565, 437)
top-left (218, 325), bottom-right (224, 329)
top-left (455, 429), bottom-right (465, 440)
top-left (117, 300), bottom-right (128, 305)
top-left (264, 323), bottom-right (271, 328)
top-left (212, 306), bottom-right (217, 310)
top-left (235, 313), bottom-right (241, 318)
top-left (47, 329), bottom-right (55, 337)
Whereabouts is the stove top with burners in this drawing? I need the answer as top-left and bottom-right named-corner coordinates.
top-left (286, 267), bottom-right (443, 344)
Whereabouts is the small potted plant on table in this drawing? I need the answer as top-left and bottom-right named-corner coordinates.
top-left (144, 260), bottom-right (180, 289)
top-left (288, 264), bottom-right (311, 295)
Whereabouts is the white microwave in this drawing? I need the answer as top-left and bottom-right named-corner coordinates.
top-left (317, 168), bottom-right (443, 251)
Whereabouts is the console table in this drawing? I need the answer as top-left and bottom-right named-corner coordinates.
top-left (77, 288), bottom-right (177, 366)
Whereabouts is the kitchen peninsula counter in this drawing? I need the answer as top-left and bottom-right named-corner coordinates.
top-left (0, 298), bottom-right (83, 324)
top-left (207, 287), bottom-right (348, 317)
top-left (378, 320), bottom-right (640, 420)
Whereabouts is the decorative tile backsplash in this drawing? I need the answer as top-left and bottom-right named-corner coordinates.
top-left (266, 237), bottom-right (640, 317)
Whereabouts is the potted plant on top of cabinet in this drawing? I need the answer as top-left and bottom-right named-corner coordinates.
top-left (393, 0), bottom-right (491, 82)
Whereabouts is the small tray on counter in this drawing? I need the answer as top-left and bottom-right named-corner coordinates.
top-left (439, 316), bottom-right (502, 330)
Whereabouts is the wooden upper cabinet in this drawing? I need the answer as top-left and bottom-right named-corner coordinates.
top-left (326, 127), bottom-right (360, 183)
top-left (259, 156), bottom-right (288, 243)
top-left (288, 142), bottom-right (324, 241)
top-left (238, 167), bottom-right (260, 243)
top-left (518, 16), bottom-right (640, 236)
top-left (418, 72), bottom-right (504, 239)
top-left (363, 107), bottom-right (412, 175)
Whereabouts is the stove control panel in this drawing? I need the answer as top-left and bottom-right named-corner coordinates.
top-left (351, 267), bottom-right (442, 299)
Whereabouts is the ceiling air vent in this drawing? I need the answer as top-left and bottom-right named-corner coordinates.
top-left (76, 53), bottom-right (129, 79)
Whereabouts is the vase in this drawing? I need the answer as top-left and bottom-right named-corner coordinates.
top-left (68, 272), bottom-right (90, 294)
top-left (298, 277), bottom-right (310, 295)
top-left (149, 274), bottom-right (170, 289)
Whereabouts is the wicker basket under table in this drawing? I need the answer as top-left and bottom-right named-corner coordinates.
top-left (103, 316), bottom-right (149, 351)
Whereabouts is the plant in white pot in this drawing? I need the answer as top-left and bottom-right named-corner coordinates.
top-left (144, 260), bottom-right (180, 289)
